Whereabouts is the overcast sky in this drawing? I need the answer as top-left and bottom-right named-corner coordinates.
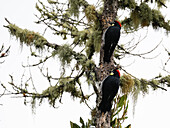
top-left (0, 0), bottom-right (170, 128)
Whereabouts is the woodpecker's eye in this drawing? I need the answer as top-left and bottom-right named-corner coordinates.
top-left (110, 72), bottom-right (114, 75)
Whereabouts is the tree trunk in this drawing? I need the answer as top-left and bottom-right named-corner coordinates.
top-left (96, 0), bottom-right (118, 128)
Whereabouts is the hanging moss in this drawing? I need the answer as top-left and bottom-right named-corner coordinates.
top-left (160, 75), bottom-right (170, 86)
top-left (7, 24), bottom-right (47, 50)
top-left (52, 44), bottom-right (74, 66)
top-left (74, 53), bottom-right (87, 65)
top-left (118, 0), bottom-right (137, 9)
top-left (59, 78), bottom-right (81, 98)
top-left (130, 8), bottom-right (140, 29)
top-left (152, 9), bottom-right (165, 29)
top-left (121, 18), bottom-right (134, 32)
top-left (130, 3), bottom-right (152, 29)
top-left (39, 77), bottom-right (82, 107)
top-left (68, 0), bottom-right (80, 17)
top-left (68, 0), bottom-right (88, 18)
top-left (79, 30), bottom-right (89, 44)
top-left (85, 29), bottom-right (102, 59)
top-left (42, 85), bottom-right (62, 106)
top-left (85, 60), bottom-right (95, 69)
top-left (122, 1), bottom-right (170, 32)
top-left (85, 5), bottom-right (97, 23)
top-left (139, 3), bottom-right (152, 27)
top-left (131, 78), bottom-right (141, 115)
top-left (149, 79), bottom-right (160, 90)
top-left (129, 75), bottom-right (170, 112)
top-left (73, 30), bottom-right (89, 46)
top-left (120, 74), bottom-right (135, 94)
top-left (93, 30), bottom-right (102, 52)
top-left (140, 78), bottom-right (149, 95)
top-left (86, 43), bottom-right (95, 59)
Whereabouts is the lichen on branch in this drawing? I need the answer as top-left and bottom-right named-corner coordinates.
top-left (6, 23), bottom-right (48, 50)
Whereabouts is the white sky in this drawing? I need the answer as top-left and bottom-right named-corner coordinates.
top-left (0, 0), bottom-right (170, 128)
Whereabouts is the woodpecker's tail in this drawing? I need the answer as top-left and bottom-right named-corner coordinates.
top-left (98, 101), bottom-right (105, 113)
top-left (98, 101), bottom-right (112, 113)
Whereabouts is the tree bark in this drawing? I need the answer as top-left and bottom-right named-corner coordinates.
top-left (96, 0), bottom-right (119, 128)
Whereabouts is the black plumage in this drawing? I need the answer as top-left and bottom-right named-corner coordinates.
top-left (99, 69), bottom-right (120, 113)
top-left (103, 20), bottom-right (121, 63)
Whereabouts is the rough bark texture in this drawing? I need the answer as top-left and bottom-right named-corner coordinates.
top-left (96, 0), bottom-right (118, 128)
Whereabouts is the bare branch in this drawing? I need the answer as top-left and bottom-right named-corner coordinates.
top-left (22, 55), bottom-right (52, 67)
top-left (118, 39), bottom-right (162, 59)
top-left (0, 45), bottom-right (10, 62)
top-left (4, 17), bottom-right (11, 24)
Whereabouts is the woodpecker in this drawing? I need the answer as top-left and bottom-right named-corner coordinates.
top-left (99, 69), bottom-right (120, 113)
top-left (103, 20), bottom-right (121, 63)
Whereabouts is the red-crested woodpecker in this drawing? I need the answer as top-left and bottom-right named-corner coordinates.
top-left (103, 20), bottom-right (121, 63)
top-left (99, 69), bottom-right (120, 113)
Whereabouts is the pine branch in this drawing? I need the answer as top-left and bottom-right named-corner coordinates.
top-left (4, 18), bottom-right (59, 50)
top-left (4, 18), bottom-right (88, 66)
top-left (120, 66), bottom-right (167, 91)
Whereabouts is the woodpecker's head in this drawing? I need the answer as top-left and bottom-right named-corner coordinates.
top-left (114, 20), bottom-right (121, 29)
top-left (110, 20), bottom-right (121, 29)
top-left (110, 69), bottom-right (120, 78)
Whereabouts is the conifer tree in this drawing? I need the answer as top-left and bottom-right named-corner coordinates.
top-left (2, 0), bottom-right (170, 127)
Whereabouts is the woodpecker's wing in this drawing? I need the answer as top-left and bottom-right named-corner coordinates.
top-left (102, 76), bottom-right (120, 100)
top-left (99, 76), bottom-right (120, 113)
top-left (103, 26), bottom-right (120, 62)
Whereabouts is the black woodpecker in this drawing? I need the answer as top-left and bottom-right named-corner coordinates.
top-left (103, 20), bottom-right (121, 63)
top-left (99, 69), bottom-right (120, 113)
